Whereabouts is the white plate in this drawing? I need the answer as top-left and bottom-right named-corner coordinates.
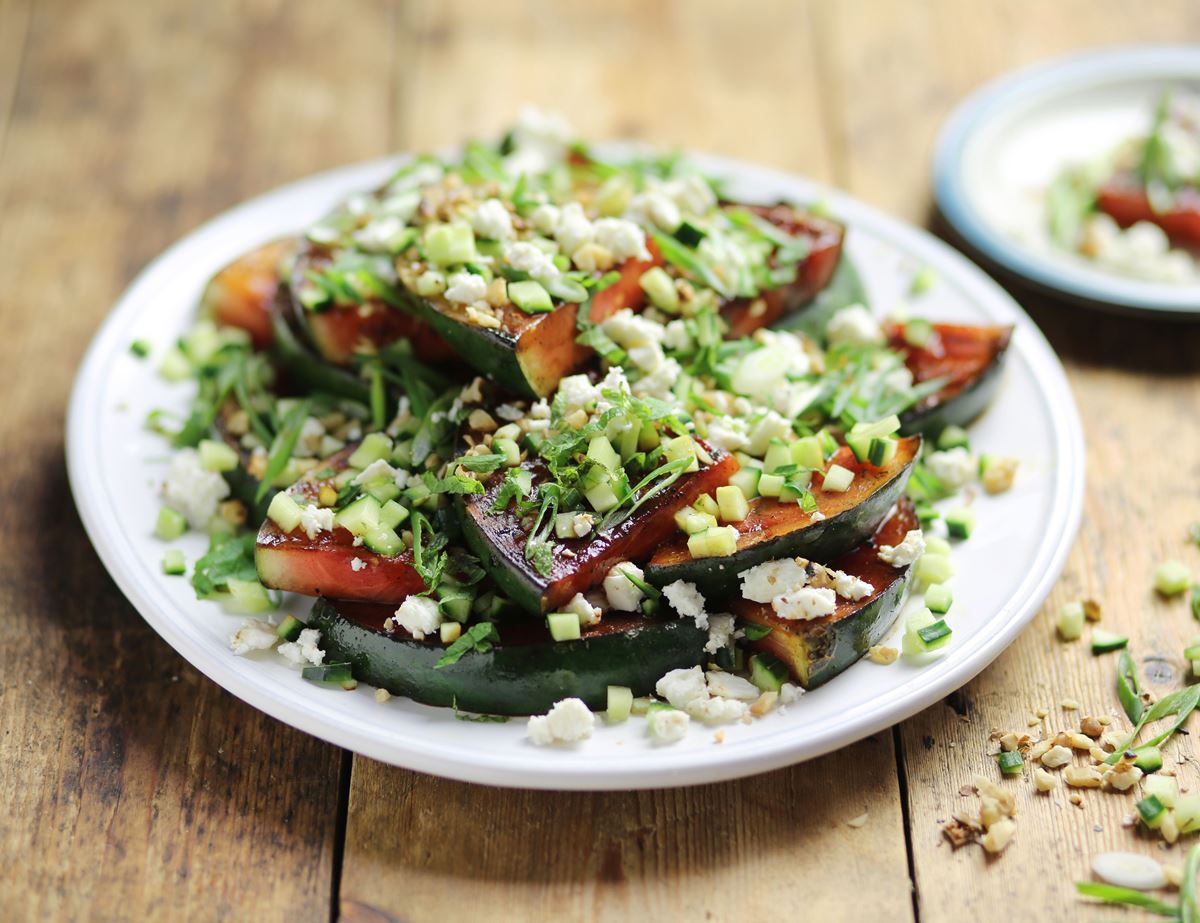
top-left (935, 44), bottom-right (1200, 316)
top-left (68, 150), bottom-right (1084, 790)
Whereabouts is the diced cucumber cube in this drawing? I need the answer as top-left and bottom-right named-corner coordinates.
top-left (1155, 560), bottom-right (1192, 596)
top-left (749, 653), bottom-right (788, 693)
top-left (675, 507), bottom-right (717, 535)
top-left (348, 432), bottom-right (393, 469)
top-left (1057, 601), bottom-right (1084, 641)
top-left (757, 473), bottom-right (785, 497)
top-left (790, 436), bottom-right (824, 470)
top-left (914, 553), bottom-right (954, 586)
top-left (276, 615), bottom-right (305, 641)
top-left (763, 439), bottom-right (793, 474)
top-left (267, 492), bottom-right (304, 533)
top-left (716, 485), bottom-right (749, 523)
top-left (925, 584), bottom-right (953, 614)
top-left (1175, 794), bottom-right (1200, 833)
top-left (585, 482), bottom-right (621, 513)
top-left (687, 525), bottom-right (739, 559)
top-left (821, 464), bottom-right (854, 493)
top-left (663, 435), bottom-right (699, 472)
top-left (493, 438), bottom-right (521, 467)
top-left (1137, 794), bottom-right (1166, 828)
top-left (945, 507), bottom-right (976, 539)
top-left (155, 506), bottom-right (188, 541)
top-left (916, 619), bottom-right (952, 651)
top-left (936, 425), bottom-right (970, 451)
top-left (161, 549), bottom-right (186, 576)
top-left (414, 270), bottom-right (446, 297)
top-left (925, 535), bottom-right (952, 557)
top-left (380, 499), bottom-right (409, 530)
top-left (158, 347), bottom-right (192, 382)
top-left (365, 480), bottom-right (401, 504)
top-left (587, 435), bottom-right (621, 472)
top-left (902, 609), bottom-right (938, 657)
top-left (508, 279), bottom-right (554, 314)
top-left (903, 318), bottom-right (935, 348)
top-left (639, 267), bottom-right (679, 313)
top-left (225, 578), bottom-right (275, 614)
top-left (849, 415), bottom-right (901, 439)
top-left (1136, 746), bottom-right (1166, 775)
top-left (693, 493), bottom-right (719, 518)
top-left (438, 587), bottom-right (475, 623)
top-left (728, 467), bottom-right (761, 500)
top-left (1091, 628), bottom-right (1128, 655)
top-left (605, 685), bottom-right (634, 723)
top-left (996, 751), bottom-right (1023, 775)
top-left (424, 222), bottom-right (476, 265)
top-left (334, 495), bottom-right (383, 536)
top-left (547, 611), bottom-right (582, 642)
top-left (198, 438), bottom-right (239, 472)
top-left (363, 526), bottom-right (403, 557)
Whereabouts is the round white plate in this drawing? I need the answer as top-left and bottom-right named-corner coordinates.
top-left (935, 44), bottom-right (1200, 316)
top-left (68, 150), bottom-right (1084, 790)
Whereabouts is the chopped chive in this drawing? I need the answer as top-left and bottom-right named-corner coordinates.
top-left (130, 339), bottom-right (152, 358)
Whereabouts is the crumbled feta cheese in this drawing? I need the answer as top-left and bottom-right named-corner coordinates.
top-left (629, 357), bottom-right (682, 402)
top-left (529, 399), bottom-right (550, 420)
top-left (662, 580), bottom-right (708, 629)
top-left (704, 614), bottom-right (737, 654)
top-left (662, 319), bottom-right (692, 352)
top-left (778, 682), bottom-right (804, 705)
top-left (666, 173), bottom-right (717, 217)
top-left (571, 512), bottom-right (594, 538)
top-left (163, 448), bottom-right (231, 529)
top-left (352, 458), bottom-right (398, 485)
top-left (444, 272), bottom-right (488, 305)
top-left (229, 618), bottom-right (278, 655)
top-left (278, 628), bottom-right (324, 666)
top-left (505, 240), bottom-right (560, 279)
top-left (773, 586), bottom-right (837, 621)
top-left (740, 558), bottom-right (809, 603)
top-left (704, 418), bottom-right (750, 452)
top-left (350, 557), bottom-right (366, 572)
top-left (298, 504), bottom-right (335, 540)
top-left (626, 190), bottom-right (680, 231)
top-left (705, 671), bottom-right (761, 702)
top-left (646, 707), bottom-right (691, 744)
top-left (563, 592), bottom-right (602, 627)
top-left (527, 697), bottom-right (595, 746)
top-left (602, 308), bottom-right (666, 348)
top-left (529, 203), bottom-right (561, 236)
top-left (494, 403), bottom-right (524, 422)
top-left (925, 447), bottom-right (976, 489)
top-left (554, 202), bottom-right (594, 256)
top-left (826, 304), bottom-right (884, 347)
top-left (655, 666), bottom-right (748, 725)
top-left (471, 198), bottom-right (513, 241)
top-left (592, 218), bottom-right (650, 263)
top-left (554, 374), bottom-right (599, 417)
top-left (393, 595), bottom-right (442, 640)
top-left (603, 562), bottom-right (646, 612)
top-left (293, 417), bottom-right (326, 458)
top-left (878, 529), bottom-right (925, 567)
top-left (831, 569), bottom-right (874, 601)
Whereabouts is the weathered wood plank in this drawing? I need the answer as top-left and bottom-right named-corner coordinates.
top-left (814, 0), bottom-right (1200, 917)
top-left (0, 0), bottom-right (395, 918)
top-left (338, 3), bottom-right (914, 920)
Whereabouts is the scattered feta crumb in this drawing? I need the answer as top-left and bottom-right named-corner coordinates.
top-left (350, 557), bottom-right (366, 572)
top-left (655, 666), bottom-right (748, 725)
top-left (374, 687), bottom-right (391, 704)
top-left (647, 707), bottom-right (691, 744)
top-left (298, 504), bottom-right (334, 540)
top-left (277, 628), bottom-right (324, 666)
top-left (825, 304), bottom-right (884, 347)
top-left (163, 448), bottom-right (230, 528)
top-left (603, 562), bottom-right (646, 612)
top-left (505, 240), bottom-right (561, 280)
top-left (925, 448), bottom-right (976, 489)
top-left (773, 586), bottom-right (837, 621)
top-left (831, 569), bottom-right (874, 601)
top-left (592, 217), bottom-right (650, 262)
top-left (471, 198), bottom-right (514, 240)
top-left (705, 671), bottom-right (761, 702)
top-left (740, 558), bottom-right (809, 603)
top-left (563, 592), bottom-right (602, 627)
top-left (779, 683), bottom-right (804, 705)
top-left (878, 529), bottom-right (925, 567)
top-left (229, 618), bottom-right (278, 655)
top-left (444, 272), bottom-right (488, 305)
top-left (662, 580), bottom-right (708, 629)
top-left (704, 614), bottom-right (737, 654)
top-left (352, 458), bottom-right (398, 486)
top-left (527, 697), bottom-right (595, 746)
top-left (393, 595), bottom-right (442, 640)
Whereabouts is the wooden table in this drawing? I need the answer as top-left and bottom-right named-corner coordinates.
top-left (4, 1), bottom-right (1200, 919)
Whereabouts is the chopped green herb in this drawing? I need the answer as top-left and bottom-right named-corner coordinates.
top-left (436, 621), bottom-right (500, 668)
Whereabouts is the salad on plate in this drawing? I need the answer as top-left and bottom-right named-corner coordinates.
top-left (143, 109), bottom-right (1016, 747)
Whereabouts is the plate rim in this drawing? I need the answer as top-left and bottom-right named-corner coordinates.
top-left (67, 151), bottom-right (1085, 790)
top-left (933, 42), bottom-right (1200, 316)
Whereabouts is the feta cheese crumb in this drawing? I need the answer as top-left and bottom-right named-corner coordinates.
top-left (592, 217), bottom-right (650, 262)
top-left (662, 580), bottom-right (708, 630)
top-left (740, 558), bottom-right (809, 603)
top-left (277, 628), bottom-right (324, 666)
top-left (298, 504), bottom-right (335, 540)
top-left (647, 707), bottom-right (691, 744)
top-left (393, 595), bottom-right (442, 640)
top-left (505, 240), bottom-right (561, 279)
top-left (878, 529), bottom-right (925, 567)
top-left (704, 614), bottom-right (737, 654)
top-left (779, 682), bottom-right (804, 705)
top-left (705, 671), bottom-right (761, 702)
top-left (925, 447), bottom-right (976, 489)
top-left (350, 557), bottom-right (366, 572)
top-left (471, 198), bottom-right (513, 240)
top-left (444, 272), bottom-right (488, 305)
top-left (529, 203), bottom-right (561, 236)
top-left (229, 618), bottom-right (278, 655)
top-left (527, 697), bottom-right (595, 746)
top-left (554, 202), bottom-right (594, 255)
top-left (655, 666), bottom-right (748, 725)
top-left (825, 304), bottom-right (884, 347)
top-left (831, 568), bottom-right (874, 601)
top-left (563, 592), bottom-right (602, 627)
top-left (773, 586), bottom-right (837, 621)
top-left (163, 448), bottom-right (231, 528)
top-left (603, 562), bottom-right (646, 612)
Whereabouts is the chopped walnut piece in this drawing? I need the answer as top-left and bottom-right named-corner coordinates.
top-left (943, 816), bottom-right (980, 848)
top-left (867, 645), bottom-right (899, 665)
top-left (1066, 731), bottom-right (1096, 751)
top-left (1041, 745), bottom-right (1073, 768)
top-left (1028, 739), bottom-right (1052, 762)
top-left (1069, 792), bottom-right (1084, 807)
top-left (1033, 767), bottom-right (1057, 792)
top-left (981, 817), bottom-right (1016, 854)
top-left (750, 692), bottom-right (779, 717)
top-left (1162, 812), bottom-right (1180, 845)
top-left (1080, 716), bottom-right (1104, 739)
top-left (1064, 765), bottom-right (1104, 788)
top-left (1102, 760), bottom-right (1143, 792)
top-left (1165, 865), bottom-right (1183, 888)
top-left (1083, 599), bottom-right (1102, 622)
top-left (999, 732), bottom-right (1020, 753)
top-left (1061, 699), bottom-right (1080, 711)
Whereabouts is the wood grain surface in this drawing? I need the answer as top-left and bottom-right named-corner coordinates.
top-left (2, 1), bottom-right (1199, 921)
